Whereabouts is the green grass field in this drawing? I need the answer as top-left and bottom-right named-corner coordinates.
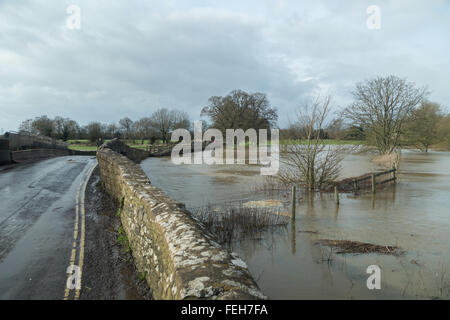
top-left (67, 139), bottom-right (159, 151)
top-left (278, 139), bottom-right (366, 145)
top-left (68, 145), bottom-right (98, 151)
top-left (240, 139), bottom-right (366, 146)
top-left (128, 144), bottom-right (149, 150)
top-left (67, 138), bottom-right (366, 151)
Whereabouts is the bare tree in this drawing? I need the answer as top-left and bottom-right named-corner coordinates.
top-left (151, 108), bottom-right (190, 143)
top-left (344, 75), bottom-right (428, 154)
top-left (133, 117), bottom-right (156, 144)
top-left (107, 123), bottom-right (120, 139)
top-left (151, 108), bottom-right (173, 144)
top-left (201, 90), bottom-right (278, 132)
top-left (326, 118), bottom-right (344, 140)
top-left (86, 122), bottom-right (104, 142)
top-left (54, 117), bottom-right (79, 141)
top-left (18, 116), bottom-right (80, 140)
top-left (119, 117), bottom-right (133, 139)
top-left (18, 119), bottom-right (36, 134)
top-left (404, 102), bottom-right (442, 152)
top-left (172, 110), bottom-right (191, 132)
top-left (277, 95), bottom-right (345, 191)
top-left (437, 114), bottom-right (450, 148)
top-left (20, 115), bottom-right (55, 137)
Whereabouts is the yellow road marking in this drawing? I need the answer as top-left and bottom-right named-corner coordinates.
top-left (64, 163), bottom-right (96, 300)
top-left (64, 180), bottom-right (83, 300)
top-left (73, 189), bottom-right (79, 241)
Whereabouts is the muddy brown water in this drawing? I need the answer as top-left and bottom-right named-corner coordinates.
top-left (141, 149), bottom-right (450, 299)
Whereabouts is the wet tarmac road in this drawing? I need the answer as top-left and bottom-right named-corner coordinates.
top-left (0, 156), bottom-right (97, 299)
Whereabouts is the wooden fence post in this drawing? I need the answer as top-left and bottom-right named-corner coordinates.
top-left (291, 186), bottom-right (296, 221)
top-left (353, 179), bottom-right (358, 193)
top-left (371, 173), bottom-right (376, 193)
top-left (334, 185), bottom-right (340, 205)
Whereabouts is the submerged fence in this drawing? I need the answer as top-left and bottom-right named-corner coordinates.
top-left (335, 167), bottom-right (397, 193)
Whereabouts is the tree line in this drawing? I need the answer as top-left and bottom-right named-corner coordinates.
top-left (281, 75), bottom-right (449, 153)
top-left (16, 76), bottom-right (450, 153)
top-left (282, 99), bottom-right (450, 153)
top-left (17, 89), bottom-right (280, 145)
top-left (18, 108), bottom-right (191, 144)
top-left (278, 75), bottom-right (449, 191)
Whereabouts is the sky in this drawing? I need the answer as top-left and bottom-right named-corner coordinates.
top-left (0, 0), bottom-right (449, 132)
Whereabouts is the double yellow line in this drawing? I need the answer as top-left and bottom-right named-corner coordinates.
top-left (64, 163), bottom-right (97, 300)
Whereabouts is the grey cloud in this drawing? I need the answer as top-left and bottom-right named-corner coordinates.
top-left (0, 0), bottom-right (449, 132)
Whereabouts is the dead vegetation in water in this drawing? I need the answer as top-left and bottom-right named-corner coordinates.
top-left (192, 204), bottom-right (290, 246)
top-left (253, 176), bottom-right (290, 193)
top-left (317, 239), bottom-right (404, 256)
top-left (372, 152), bottom-right (400, 169)
top-left (298, 230), bottom-right (319, 234)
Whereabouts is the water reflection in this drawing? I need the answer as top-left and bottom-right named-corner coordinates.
top-left (334, 204), bottom-right (339, 220)
top-left (291, 222), bottom-right (296, 255)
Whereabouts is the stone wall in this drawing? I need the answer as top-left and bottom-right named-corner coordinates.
top-left (6, 149), bottom-right (96, 164)
top-left (11, 148), bottom-right (73, 162)
top-left (71, 150), bottom-right (97, 156)
top-left (148, 141), bottom-right (209, 157)
top-left (97, 139), bottom-right (265, 300)
top-left (5, 132), bottom-right (68, 151)
top-left (148, 144), bottom-right (174, 157)
top-left (0, 139), bottom-right (11, 165)
top-left (103, 138), bottom-right (149, 162)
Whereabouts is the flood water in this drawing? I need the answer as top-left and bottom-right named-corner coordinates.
top-left (141, 149), bottom-right (450, 299)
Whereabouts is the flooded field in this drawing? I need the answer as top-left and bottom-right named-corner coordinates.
top-left (141, 149), bottom-right (450, 299)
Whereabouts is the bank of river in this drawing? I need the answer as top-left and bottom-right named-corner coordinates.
top-left (141, 150), bottom-right (450, 299)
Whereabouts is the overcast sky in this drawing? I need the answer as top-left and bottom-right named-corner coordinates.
top-left (0, 0), bottom-right (449, 132)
